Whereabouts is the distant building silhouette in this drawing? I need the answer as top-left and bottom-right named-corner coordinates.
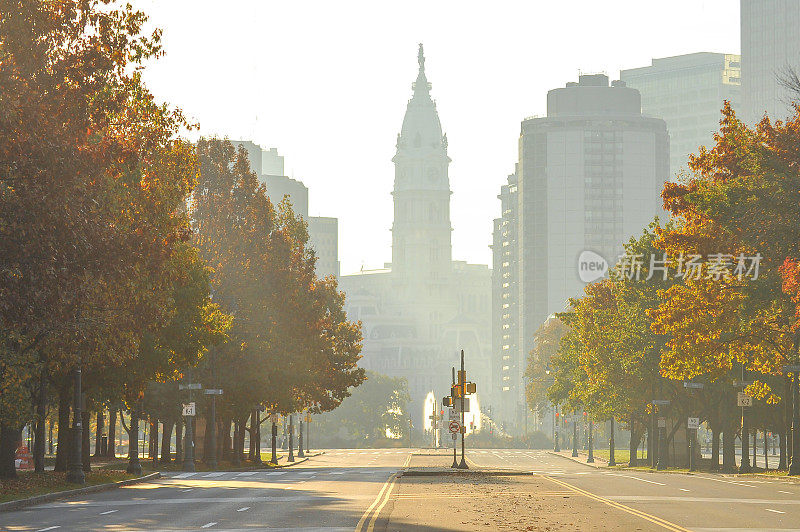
top-left (339, 45), bottom-right (491, 429)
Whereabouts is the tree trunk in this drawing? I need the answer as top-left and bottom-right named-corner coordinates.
top-left (48, 417), bottom-right (54, 455)
top-left (232, 420), bottom-right (241, 466)
top-left (222, 418), bottom-right (232, 462)
top-left (780, 431), bottom-right (788, 470)
top-left (150, 419), bottom-right (159, 464)
top-left (94, 410), bottom-right (104, 458)
top-left (160, 421), bottom-right (173, 463)
top-left (175, 418), bottom-right (183, 463)
top-left (722, 428), bottom-right (736, 472)
top-left (0, 423), bottom-right (22, 479)
top-left (711, 427), bottom-right (720, 470)
top-left (107, 410), bottom-right (117, 458)
top-left (55, 384), bottom-right (71, 472)
top-left (81, 408), bottom-right (91, 472)
top-left (249, 411), bottom-right (257, 461)
top-left (34, 368), bottom-right (47, 472)
top-left (629, 416), bottom-right (638, 466)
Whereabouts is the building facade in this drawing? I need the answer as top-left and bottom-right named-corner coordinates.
top-left (621, 53), bottom-right (741, 178)
top-left (741, 0), bottom-right (800, 125)
top-left (339, 45), bottom-right (491, 428)
top-left (308, 217), bottom-right (340, 278)
top-left (492, 74), bottom-right (669, 431)
top-left (491, 170), bottom-right (520, 430)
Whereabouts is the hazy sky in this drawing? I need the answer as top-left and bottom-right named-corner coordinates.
top-left (132, 0), bottom-right (740, 275)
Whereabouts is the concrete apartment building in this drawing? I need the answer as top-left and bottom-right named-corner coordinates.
top-left (492, 74), bottom-right (669, 432)
top-left (741, 0), bottom-right (800, 125)
top-left (621, 53), bottom-right (741, 178)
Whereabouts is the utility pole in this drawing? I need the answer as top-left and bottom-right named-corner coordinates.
top-left (66, 366), bottom-right (85, 484)
top-left (180, 373), bottom-right (198, 472)
top-left (572, 412), bottom-right (578, 457)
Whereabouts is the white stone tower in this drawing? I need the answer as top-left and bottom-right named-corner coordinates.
top-left (390, 44), bottom-right (454, 341)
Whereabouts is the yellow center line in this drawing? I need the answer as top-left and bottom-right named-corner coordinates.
top-left (543, 475), bottom-right (693, 532)
top-left (354, 472), bottom-right (396, 532)
top-left (366, 472), bottom-right (400, 532)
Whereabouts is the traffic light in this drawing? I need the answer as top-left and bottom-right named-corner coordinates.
top-left (465, 382), bottom-right (477, 394)
top-left (443, 396), bottom-right (453, 408)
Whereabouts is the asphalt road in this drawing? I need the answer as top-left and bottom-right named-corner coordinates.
top-left (5, 448), bottom-right (800, 531)
top-left (0, 449), bottom-right (411, 532)
top-left (468, 449), bottom-right (800, 531)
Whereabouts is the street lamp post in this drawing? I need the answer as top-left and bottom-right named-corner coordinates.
top-left (554, 406), bottom-right (560, 452)
top-left (126, 399), bottom-right (143, 475)
top-left (66, 366), bottom-right (85, 484)
top-left (288, 414), bottom-right (295, 462)
top-left (790, 370), bottom-right (800, 475)
top-left (739, 363), bottom-right (752, 474)
top-left (587, 415), bottom-right (594, 463)
top-left (298, 416), bottom-right (305, 458)
top-left (608, 418), bottom-right (616, 466)
top-left (571, 412), bottom-right (578, 457)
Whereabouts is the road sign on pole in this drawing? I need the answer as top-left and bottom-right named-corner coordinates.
top-left (657, 417), bottom-right (666, 428)
top-left (683, 382), bottom-right (704, 390)
top-left (737, 392), bottom-right (753, 407)
top-left (182, 402), bottom-right (196, 417)
top-left (687, 417), bottom-right (700, 430)
top-left (652, 399), bottom-right (670, 406)
top-left (449, 421), bottom-right (460, 434)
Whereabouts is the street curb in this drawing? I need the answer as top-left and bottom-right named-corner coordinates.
top-left (0, 472), bottom-right (161, 513)
top-left (403, 469), bottom-right (534, 477)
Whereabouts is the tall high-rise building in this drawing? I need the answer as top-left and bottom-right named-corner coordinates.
top-left (741, 0), bottom-right (800, 125)
top-left (492, 74), bottom-right (668, 430)
top-left (621, 53), bottom-right (741, 178)
top-left (308, 216), bottom-right (340, 278)
top-left (340, 46), bottom-right (491, 424)
top-left (491, 170), bottom-right (520, 428)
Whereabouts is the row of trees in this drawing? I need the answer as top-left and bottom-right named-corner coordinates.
top-left (527, 100), bottom-right (800, 471)
top-left (0, 0), bottom-right (364, 479)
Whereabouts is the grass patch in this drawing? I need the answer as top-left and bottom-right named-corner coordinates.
top-left (0, 470), bottom-right (135, 504)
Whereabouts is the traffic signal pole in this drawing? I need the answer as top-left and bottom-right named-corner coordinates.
top-left (451, 367), bottom-right (458, 468)
top-left (458, 350), bottom-right (468, 469)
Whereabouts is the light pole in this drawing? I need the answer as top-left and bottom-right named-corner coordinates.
top-left (572, 412), bottom-right (578, 457)
top-left (739, 363), bottom-right (752, 474)
top-left (608, 418), bottom-right (616, 466)
top-left (66, 366), bottom-right (85, 484)
top-left (288, 414), bottom-right (295, 462)
top-left (298, 415), bottom-right (305, 458)
top-left (789, 365), bottom-right (800, 475)
top-left (587, 414), bottom-right (594, 463)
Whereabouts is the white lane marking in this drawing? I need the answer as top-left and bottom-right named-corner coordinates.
top-left (605, 473), bottom-right (666, 486)
top-left (37, 527), bottom-right (60, 532)
top-left (181, 488), bottom-right (193, 493)
top-left (237, 506), bottom-right (250, 512)
top-left (236, 471), bottom-right (257, 476)
top-left (679, 488), bottom-right (690, 492)
top-left (172, 473), bottom-right (196, 478)
top-left (203, 472), bottom-right (225, 478)
top-left (766, 508), bottom-right (786, 514)
top-left (693, 475), bottom-right (758, 488)
top-left (99, 509), bottom-right (118, 515)
top-left (779, 490), bottom-right (793, 494)
top-left (265, 471), bottom-right (286, 476)
top-left (201, 522), bottom-right (217, 528)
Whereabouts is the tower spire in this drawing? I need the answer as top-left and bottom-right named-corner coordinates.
top-left (413, 43), bottom-right (431, 97)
